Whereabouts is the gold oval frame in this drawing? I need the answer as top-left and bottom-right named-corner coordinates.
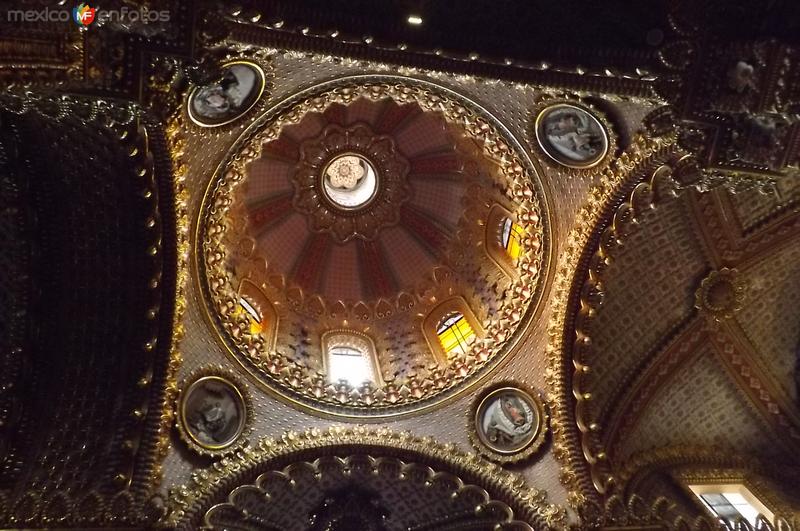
top-left (531, 96), bottom-right (617, 177)
top-left (187, 60), bottom-right (267, 128)
top-left (193, 74), bottom-right (555, 420)
top-left (175, 366), bottom-right (253, 457)
top-left (469, 382), bottom-right (549, 464)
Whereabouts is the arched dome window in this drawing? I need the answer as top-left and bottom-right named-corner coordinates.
top-left (501, 217), bottom-right (524, 263)
top-left (234, 279), bottom-right (278, 349)
top-left (485, 205), bottom-right (523, 278)
top-left (423, 297), bottom-right (485, 364)
top-left (322, 331), bottom-right (382, 387)
top-left (436, 312), bottom-right (476, 356)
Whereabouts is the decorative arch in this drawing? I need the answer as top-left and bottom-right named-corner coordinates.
top-left (546, 121), bottom-right (800, 521)
top-left (164, 427), bottom-right (566, 530)
top-left (321, 329), bottom-right (383, 386)
top-left (422, 296), bottom-right (485, 364)
top-left (543, 131), bottom-right (685, 508)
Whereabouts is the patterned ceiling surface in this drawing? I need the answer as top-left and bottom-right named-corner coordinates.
top-left (160, 49), bottom-right (663, 520)
top-left (561, 161), bottom-right (800, 513)
top-left (619, 350), bottom-right (782, 462)
top-left (5, 1), bottom-right (800, 529)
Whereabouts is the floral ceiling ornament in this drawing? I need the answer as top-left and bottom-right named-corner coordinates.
top-left (294, 124), bottom-right (411, 242)
top-left (694, 267), bottom-right (747, 322)
top-left (326, 154), bottom-right (365, 188)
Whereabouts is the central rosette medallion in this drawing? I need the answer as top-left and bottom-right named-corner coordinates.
top-left (293, 124), bottom-right (410, 241)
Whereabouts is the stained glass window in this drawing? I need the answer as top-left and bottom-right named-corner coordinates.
top-left (236, 296), bottom-right (263, 335)
top-left (436, 312), bottom-right (476, 356)
top-left (689, 484), bottom-right (772, 527)
top-left (501, 217), bottom-right (524, 263)
top-left (327, 346), bottom-right (373, 385)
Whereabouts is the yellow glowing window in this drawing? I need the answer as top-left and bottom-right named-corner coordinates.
top-left (501, 217), bottom-right (524, 263)
top-left (436, 312), bottom-right (476, 356)
top-left (235, 296), bottom-right (264, 335)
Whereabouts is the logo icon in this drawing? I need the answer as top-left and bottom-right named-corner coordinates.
top-left (73, 3), bottom-right (96, 26)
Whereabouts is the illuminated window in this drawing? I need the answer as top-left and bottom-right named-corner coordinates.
top-left (501, 217), bottom-right (524, 263)
top-left (322, 331), bottom-right (382, 387)
top-left (234, 279), bottom-right (278, 349)
top-left (689, 484), bottom-right (774, 526)
top-left (436, 312), bottom-right (476, 356)
top-left (236, 295), bottom-right (264, 335)
top-left (485, 205), bottom-right (523, 278)
top-left (423, 297), bottom-right (484, 364)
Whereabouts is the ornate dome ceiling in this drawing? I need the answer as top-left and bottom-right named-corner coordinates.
top-left (197, 77), bottom-right (548, 417)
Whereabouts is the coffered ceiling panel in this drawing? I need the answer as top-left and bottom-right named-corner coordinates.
top-left (619, 351), bottom-right (782, 463)
top-left (736, 236), bottom-right (800, 403)
top-left (587, 192), bottom-right (709, 417)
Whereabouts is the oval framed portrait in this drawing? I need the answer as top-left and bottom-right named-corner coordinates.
top-left (176, 367), bottom-right (252, 457)
top-left (187, 61), bottom-right (266, 127)
top-left (533, 101), bottom-right (612, 171)
top-left (469, 383), bottom-right (548, 464)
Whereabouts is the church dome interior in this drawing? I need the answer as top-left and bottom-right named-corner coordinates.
top-left (1, 0), bottom-right (799, 529)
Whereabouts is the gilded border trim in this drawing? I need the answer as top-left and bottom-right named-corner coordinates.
top-left (193, 74), bottom-right (553, 419)
top-left (187, 60), bottom-right (267, 128)
top-left (529, 94), bottom-right (618, 179)
top-left (164, 426), bottom-right (568, 529)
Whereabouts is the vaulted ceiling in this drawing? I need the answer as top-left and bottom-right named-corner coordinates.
top-left (2, 1), bottom-right (800, 529)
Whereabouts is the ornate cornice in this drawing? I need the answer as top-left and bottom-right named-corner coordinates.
top-left (164, 427), bottom-right (567, 529)
top-left (218, 14), bottom-right (658, 98)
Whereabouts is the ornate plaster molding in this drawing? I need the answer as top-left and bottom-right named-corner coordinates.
top-left (544, 130), bottom-right (682, 508)
top-left (164, 427), bottom-right (567, 529)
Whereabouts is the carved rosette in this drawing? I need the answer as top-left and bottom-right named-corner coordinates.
top-left (294, 123), bottom-right (410, 242)
top-left (694, 267), bottom-right (746, 322)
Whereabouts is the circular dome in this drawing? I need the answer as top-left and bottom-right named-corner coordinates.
top-left (197, 77), bottom-right (549, 417)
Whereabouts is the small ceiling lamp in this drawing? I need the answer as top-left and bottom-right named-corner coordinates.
top-left (407, 14), bottom-right (423, 25)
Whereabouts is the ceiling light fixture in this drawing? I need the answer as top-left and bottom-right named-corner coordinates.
top-left (407, 14), bottom-right (423, 25)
